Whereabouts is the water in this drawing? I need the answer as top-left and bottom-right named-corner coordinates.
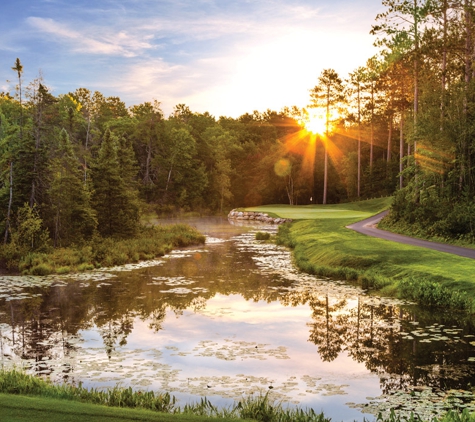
top-left (1, 217), bottom-right (475, 421)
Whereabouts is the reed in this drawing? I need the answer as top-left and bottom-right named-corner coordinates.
top-left (0, 369), bottom-right (473, 421)
top-left (16, 224), bottom-right (206, 275)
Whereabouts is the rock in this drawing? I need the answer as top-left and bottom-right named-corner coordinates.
top-left (227, 209), bottom-right (292, 225)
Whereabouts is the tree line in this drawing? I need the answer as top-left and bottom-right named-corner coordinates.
top-left (2, 0), bottom-right (475, 252)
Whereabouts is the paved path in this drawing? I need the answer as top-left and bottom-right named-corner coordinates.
top-left (347, 211), bottom-right (475, 259)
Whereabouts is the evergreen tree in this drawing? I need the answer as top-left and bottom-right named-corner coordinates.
top-left (91, 129), bottom-right (139, 238)
top-left (47, 129), bottom-right (97, 246)
top-left (309, 69), bottom-right (345, 204)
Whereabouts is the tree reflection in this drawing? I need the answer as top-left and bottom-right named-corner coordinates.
top-left (307, 294), bottom-right (347, 362)
top-left (0, 236), bottom-right (475, 395)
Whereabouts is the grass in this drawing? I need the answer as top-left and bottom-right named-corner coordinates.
top-left (0, 394), bottom-right (227, 422)
top-left (15, 224), bottom-right (206, 276)
top-left (255, 232), bottom-right (271, 241)
top-left (0, 369), bottom-right (329, 422)
top-left (247, 198), bottom-right (475, 312)
top-left (1, 369), bottom-right (474, 422)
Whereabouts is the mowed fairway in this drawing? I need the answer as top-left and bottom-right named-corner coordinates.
top-left (245, 198), bottom-right (475, 300)
top-left (245, 198), bottom-right (391, 220)
top-left (0, 394), bottom-right (249, 422)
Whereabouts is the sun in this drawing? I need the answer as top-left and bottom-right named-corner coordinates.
top-left (303, 113), bottom-right (327, 135)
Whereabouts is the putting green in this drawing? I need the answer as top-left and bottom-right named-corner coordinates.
top-left (244, 199), bottom-right (391, 220)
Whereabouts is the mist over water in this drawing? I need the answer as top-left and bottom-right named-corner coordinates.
top-left (1, 217), bottom-right (475, 420)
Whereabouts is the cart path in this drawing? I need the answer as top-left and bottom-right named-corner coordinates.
top-left (347, 211), bottom-right (475, 259)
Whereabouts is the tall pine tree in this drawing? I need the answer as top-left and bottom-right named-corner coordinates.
top-left (91, 129), bottom-right (139, 238)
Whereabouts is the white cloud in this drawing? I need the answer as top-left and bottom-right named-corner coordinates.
top-left (9, 1), bottom-right (383, 117)
top-left (26, 17), bottom-right (153, 57)
top-left (104, 19), bottom-right (377, 118)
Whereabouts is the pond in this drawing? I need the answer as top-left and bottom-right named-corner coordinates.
top-left (1, 217), bottom-right (475, 421)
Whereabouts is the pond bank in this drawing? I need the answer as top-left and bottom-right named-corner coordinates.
top-left (4, 224), bottom-right (205, 276)
top-left (227, 209), bottom-right (292, 224)
top-left (246, 199), bottom-right (475, 313)
top-left (0, 370), bottom-right (470, 422)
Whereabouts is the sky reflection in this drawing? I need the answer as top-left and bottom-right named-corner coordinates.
top-left (1, 218), bottom-right (475, 420)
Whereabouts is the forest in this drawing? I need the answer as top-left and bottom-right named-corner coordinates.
top-left (1, 0), bottom-right (475, 264)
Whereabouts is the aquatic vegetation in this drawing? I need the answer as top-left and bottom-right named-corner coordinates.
top-left (255, 232), bottom-right (271, 241)
top-left (1, 369), bottom-right (475, 421)
top-left (351, 388), bottom-right (475, 421)
top-left (2, 218), bottom-right (475, 421)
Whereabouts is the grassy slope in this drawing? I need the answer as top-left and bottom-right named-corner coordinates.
top-left (0, 394), bottom-right (253, 422)
top-left (246, 198), bottom-right (475, 303)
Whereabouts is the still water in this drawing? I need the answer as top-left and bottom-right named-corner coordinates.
top-left (1, 217), bottom-right (475, 421)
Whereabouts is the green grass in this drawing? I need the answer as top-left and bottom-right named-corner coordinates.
top-left (247, 198), bottom-right (475, 311)
top-left (0, 394), bottom-right (231, 422)
top-left (0, 369), bottom-right (474, 422)
top-left (14, 224), bottom-right (206, 275)
top-left (246, 197), bottom-right (391, 220)
top-left (0, 368), bottom-right (331, 422)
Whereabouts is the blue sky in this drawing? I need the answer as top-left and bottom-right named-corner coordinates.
top-left (1, 0), bottom-right (383, 117)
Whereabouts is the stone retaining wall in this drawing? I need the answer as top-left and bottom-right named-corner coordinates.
top-left (227, 209), bottom-right (292, 224)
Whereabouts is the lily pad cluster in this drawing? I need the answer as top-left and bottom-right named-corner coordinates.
top-left (348, 388), bottom-right (475, 420)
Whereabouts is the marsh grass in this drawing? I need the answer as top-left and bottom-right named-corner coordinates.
top-left (255, 232), bottom-right (271, 241)
top-left (0, 369), bottom-right (330, 420)
top-left (1, 369), bottom-right (474, 422)
top-left (17, 224), bottom-right (205, 275)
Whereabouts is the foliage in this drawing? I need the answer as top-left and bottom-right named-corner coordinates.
top-left (265, 200), bottom-right (475, 313)
top-left (397, 277), bottom-right (473, 311)
top-left (1, 369), bottom-right (475, 422)
top-left (0, 368), bottom-right (176, 413)
top-left (14, 224), bottom-right (205, 275)
top-left (255, 231), bottom-right (271, 240)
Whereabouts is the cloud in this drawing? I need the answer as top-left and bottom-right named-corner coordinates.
top-left (4, 0), bottom-right (383, 117)
top-left (26, 17), bottom-right (153, 57)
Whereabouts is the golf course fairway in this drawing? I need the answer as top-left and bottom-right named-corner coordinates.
top-left (245, 197), bottom-right (475, 311)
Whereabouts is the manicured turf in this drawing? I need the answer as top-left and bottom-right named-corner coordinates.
top-left (246, 198), bottom-right (475, 306)
top-left (0, 394), bottom-right (251, 422)
top-left (245, 199), bottom-right (389, 220)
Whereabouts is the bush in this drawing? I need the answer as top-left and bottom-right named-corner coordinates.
top-left (55, 266), bottom-right (71, 274)
top-left (29, 263), bottom-right (54, 276)
top-left (398, 277), bottom-right (473, 311)
top-left (10, 223), bottom-right (205, 275)
top-left (255, 231), bottom-right (271, 240)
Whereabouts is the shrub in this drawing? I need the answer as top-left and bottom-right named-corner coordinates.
top-left (398, 277), bottom-right (473, 311)
top-left (55, 266), bottom-right (71, 274)
top-left (256, 231), bottom-right (271, 240)
top-left (77, 263), bottom-right (94, 272)
top-left (29, 263), bottom-right (53, 276)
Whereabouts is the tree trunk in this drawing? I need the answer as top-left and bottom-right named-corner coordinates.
top-left (387, 115), bottom-right (393, 162)
top-left (357, 82), bottom-right (361, 198)
top-left (144, 140), bottom-right (152, 185)
top-left (370, 83), bottom-right (374, 169)
top-left (441, 0), bottom-right (448, 130)
top-left (323, 86), bottom-right (330, 204)
top-left (400, 114), bottom-right (404, 189)
top-left (4, 162), bottom-right (13, 244)
top-left (84, 115), bottom-right (91, 183)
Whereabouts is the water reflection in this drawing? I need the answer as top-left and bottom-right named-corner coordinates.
top-left (1, 217), bottom-right (475, 421)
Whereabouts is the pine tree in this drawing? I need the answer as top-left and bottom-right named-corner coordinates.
top-left (47, 129), bottom-right (97, 246)
top-left (91, 129), bottom-right (139, 238)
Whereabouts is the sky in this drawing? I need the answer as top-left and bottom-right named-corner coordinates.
top-left (0, 0), bottom-right (384, 118)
